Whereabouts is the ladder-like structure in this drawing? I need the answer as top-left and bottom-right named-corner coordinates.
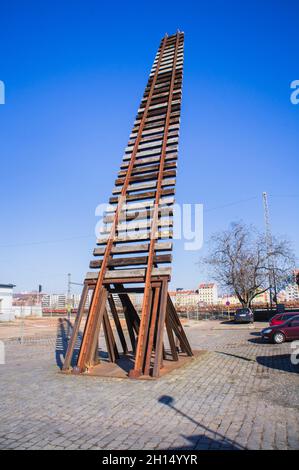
top-left (63, 32), bottom-right (193, 378)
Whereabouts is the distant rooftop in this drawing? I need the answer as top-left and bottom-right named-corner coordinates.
top-left (169, 290), bottom-right (198, 295)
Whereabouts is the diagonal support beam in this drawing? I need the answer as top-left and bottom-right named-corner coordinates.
top-left (108, 294), bottom-right (128, 354)
top-left (62, 283), bottom-right (90, 371)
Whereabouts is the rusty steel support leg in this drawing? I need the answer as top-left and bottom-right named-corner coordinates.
top-left (93, 339), bottom-right (100, 365)
top-left (129, 288), bottom-right (153, 378)
top-left (165, 296), bottom-right (185, 352)
top-left (121, 301), bottom-right (136, 353)
top-left (164, 344), bottom-right (168, 359)
top-left (119, 289), bottom-right (140, 335)
top-left (152, 279), bottom-right (168, 378)
top-left (143, 284), bottom-right (160, 376)
top-left (103, 308), bottom-right (119, 363)
top-left (165, 312), bottom-right (179, 361)
top-left (140, 287), bottom-right (153, 372)
top-left (78, 287), bottom-right (108, 371)
top-left (108, 294), bottom-right (128, 354)
top-left (167, 295), bottom-right (193, 356)
top-left (62, 283), bottom-right (90, 371)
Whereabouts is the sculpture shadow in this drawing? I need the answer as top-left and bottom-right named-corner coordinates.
top-left (111, 353), bottom-right (136, 374)
top-left (55, 318), bottom-right (80, 369)
top-left (55, 318), bottom-right (108, 369)
top-left (216, 351), bottom-right (254, 362)
top-left (158, 395), bottom-right (244, 450)
top-left (256, 354), bottom-right (299, 374)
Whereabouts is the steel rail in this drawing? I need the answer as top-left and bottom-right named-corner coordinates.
top-left (131, 32), bottom-right (181, 377)
top-left (75, 35), bottom-right (169, 371)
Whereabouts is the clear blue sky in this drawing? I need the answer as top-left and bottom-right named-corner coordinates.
top-left (0, 0), bottom-right (298, 293)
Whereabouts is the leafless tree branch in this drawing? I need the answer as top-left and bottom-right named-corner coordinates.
top-left (202, 222), bottom-right (296, 308)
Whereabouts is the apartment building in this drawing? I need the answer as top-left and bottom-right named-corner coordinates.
top-left (198, 283), bottom-right (218, 305)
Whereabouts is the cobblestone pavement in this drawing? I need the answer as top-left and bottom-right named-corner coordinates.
top-left (0, 321), bottom-right (298, 450)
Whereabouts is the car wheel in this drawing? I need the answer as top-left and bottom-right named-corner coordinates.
top-left (273, 332), bottom-right (285, 344)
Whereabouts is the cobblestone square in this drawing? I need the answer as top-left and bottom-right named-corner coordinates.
top-left (0, 320), bottom-right (298, 450)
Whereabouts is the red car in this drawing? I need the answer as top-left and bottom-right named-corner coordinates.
top-left (269, 312), bottom-right (299, 326)
top-left (262, 316), bottom-right (299, 344)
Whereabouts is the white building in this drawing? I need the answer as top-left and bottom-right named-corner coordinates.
top-left (171, 290), bottom-right (200, 311)
top-left (42, 294), bottom-right (67, 309)
top-left (41, 292), bottom-right (91, 310)
top-left (279, 284), bottom-right (299, 303)
top-left (198, 283), bottom-right (218, 305)
top-left (0, 284), bottom-right (15, 321)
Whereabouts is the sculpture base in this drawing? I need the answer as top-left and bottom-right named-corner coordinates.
top-left (61, 350), bottom-right (206, 380)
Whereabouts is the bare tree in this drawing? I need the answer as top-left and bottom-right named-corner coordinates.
top-left (203, 222), bottom-right (295, 308)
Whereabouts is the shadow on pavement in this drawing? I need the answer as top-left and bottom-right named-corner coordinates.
top-left (256, 354), bottom-right (299, 374)
top-left (248, 337), bottom-right (263, 344)
top-left (55, 318), bottom-right (111, 369)
top-left (215, 351), bottom-right (254, 362)
top-left (158, 395), bottom-right (244, 450)
top-left (55, 318), bottom-right (79, 369)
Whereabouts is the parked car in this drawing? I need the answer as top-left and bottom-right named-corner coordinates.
top-left (269, 311), bottom-right (299, 326)
top-left (276, 303), bottom-right (285, 313)
top-left (234, 308), bottom-right (254, 323)
top-left (261, 316), bottom-right (299, 344)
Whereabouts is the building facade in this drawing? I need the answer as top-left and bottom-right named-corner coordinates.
top-left (41, 294), bottom-right (67, 309)
top-left (169, 290), bottom-right (198, 311)
top-left (198, 283), bottom-right (218, 305)
top-left (0, 284), bottom-right (15, 321)
top-left (278, 284), bottom-right (299, 303)
top-left (41, 292), bottom-right (91, 310)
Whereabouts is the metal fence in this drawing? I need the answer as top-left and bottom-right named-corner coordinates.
top-left (177, 310), bottom-right (233, 321)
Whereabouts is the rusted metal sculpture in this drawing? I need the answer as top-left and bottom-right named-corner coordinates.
top-left (63, 32), bottom-right (193, 378)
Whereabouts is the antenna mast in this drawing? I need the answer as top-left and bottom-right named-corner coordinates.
top-left (262, 192), bottom-right (277, 308)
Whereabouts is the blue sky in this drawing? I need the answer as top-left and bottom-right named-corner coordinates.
top-left (0, 0), bottom-right (298, 293)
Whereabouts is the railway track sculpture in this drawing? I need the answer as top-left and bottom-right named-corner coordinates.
top-left (63, 32), bottom-right (193, 378)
